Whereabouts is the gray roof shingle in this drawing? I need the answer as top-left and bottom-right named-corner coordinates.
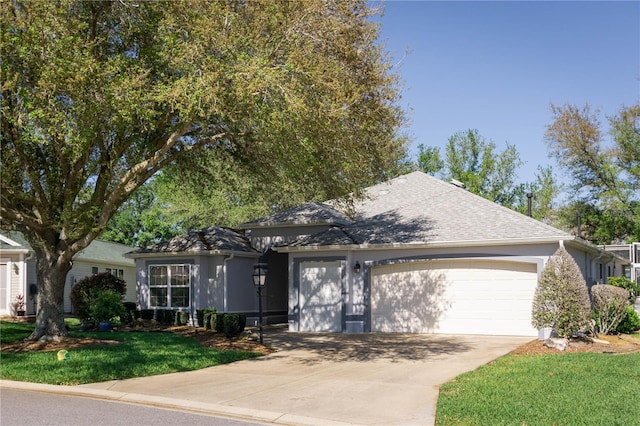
top-left (292, 172), bottom-right (570, 247)
top-left (239, 202), bottom-right (351, 228)
top-left (130, 226), bottom-right (257, 255)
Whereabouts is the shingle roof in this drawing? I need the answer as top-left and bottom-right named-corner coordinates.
top-left (291, 171), bottom-right (571, 247)
top-left (0, 231), bottom-right (134, 265)
top-left (129, 226), bottom-right (257, 255)
top-left (239, 202), bottom-right (351, 228)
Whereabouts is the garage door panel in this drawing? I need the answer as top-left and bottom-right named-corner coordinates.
top-left (371, 260), bottom-right (538, 336)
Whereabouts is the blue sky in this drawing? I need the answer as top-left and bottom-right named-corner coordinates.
top-left (375, 1), bottom-right (639, 185)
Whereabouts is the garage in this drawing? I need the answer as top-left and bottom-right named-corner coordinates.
top-left (371, 259), bottom-right (538, 336)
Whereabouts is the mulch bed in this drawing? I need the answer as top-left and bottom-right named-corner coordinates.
top-left (510, 334), bottom-right (640, 355)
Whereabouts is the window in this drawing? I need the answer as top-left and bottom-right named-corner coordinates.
top-left (118, 269), bottom-right (124, 279)
top-left (148, 264), bottom-right (191, 308)
top-left (92, 267), bottom-right (99, 275)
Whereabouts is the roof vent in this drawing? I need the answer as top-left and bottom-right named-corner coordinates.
top-left (450, 179), bottom-right (466, 189)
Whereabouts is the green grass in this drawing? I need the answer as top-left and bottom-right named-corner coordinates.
top-left (436, 350), bottom-right (640, 426)
top-left (0, 320), bottom-right (261, 385)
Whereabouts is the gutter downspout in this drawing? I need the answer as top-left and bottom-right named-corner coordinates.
top-left (222, 253), bottom-right (234, 313)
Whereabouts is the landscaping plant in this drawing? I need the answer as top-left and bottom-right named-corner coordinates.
top-left (70, 273), bottom-right (126, 323)
top-left (591, 284), bottom-right (629, 335)
top-left (608, 276), bottom-right (640, 304)
top-left (531, 247), bottom-right (592, 337)
top-left (616, 305), bottom-right (640, 334)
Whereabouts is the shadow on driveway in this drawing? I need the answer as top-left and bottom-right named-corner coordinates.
top-left (259, 327), bottom-right (473, 364)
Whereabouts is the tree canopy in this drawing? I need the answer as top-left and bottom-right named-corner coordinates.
top-left (545, 103), bottom-right (640, 243)
top-left (0, 0), bottom-right (406, 338)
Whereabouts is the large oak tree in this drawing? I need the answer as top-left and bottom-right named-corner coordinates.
top-left (0, 0), bottom-right (406, 339)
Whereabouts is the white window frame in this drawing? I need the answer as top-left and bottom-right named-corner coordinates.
top-left (148, 264), bottom-right (191, 308)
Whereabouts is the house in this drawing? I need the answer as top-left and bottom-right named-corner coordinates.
top-left (130, 172), bottom-right (629, 336)
top-left (247, 172), bottom-right (628, 336)
top-left (0, 231), bottom-right (136, 316)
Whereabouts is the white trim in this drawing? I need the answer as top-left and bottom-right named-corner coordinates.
top-left (0, 257), bottom-right (11, 315)
top-left (126, 251), bottom-right (260, 259)
top-left (0, 234), bottom-right (21, 247)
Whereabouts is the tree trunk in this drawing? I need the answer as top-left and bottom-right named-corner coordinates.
top-left (27, 250), bottom-right (73, 341)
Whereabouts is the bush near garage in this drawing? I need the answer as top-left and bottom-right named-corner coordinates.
top-left (531, 247), bottom-right (592, 338)
top-left (591, 284), bottom-right (629, 335)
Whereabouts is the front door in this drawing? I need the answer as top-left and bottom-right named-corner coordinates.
top-left (299, 260), bottom-right (343, 332)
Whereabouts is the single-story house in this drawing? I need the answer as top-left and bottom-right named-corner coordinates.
top-left (130, 172), bottom-right (630, 336)
top-left (0, 231), bottom-right (136, 316)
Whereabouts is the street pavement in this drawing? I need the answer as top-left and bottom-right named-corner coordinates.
top-left (1, 330), bottom-right (532, 425)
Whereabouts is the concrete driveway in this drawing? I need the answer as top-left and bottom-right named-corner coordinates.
top-left (3, 329), bottom-right (532, 425)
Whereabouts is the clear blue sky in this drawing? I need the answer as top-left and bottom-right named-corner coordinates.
top-left (376, 1), bottom-right (639, 184)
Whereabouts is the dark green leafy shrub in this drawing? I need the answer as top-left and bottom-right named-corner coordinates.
top-left (204, 311), bottom-right (216, 330)
top-left (216, 313), bottom-right (225, 333)
top-left (140, 309), bottom-right (155, 320)
top-left (196, 308), bottom-right (217, 328)
top-left (223, 314), bottom-right (241, 338)
top-left (70, 272), bottom-right (126, 321)
top-left (174, 311), bottom-right (189, 326)
top-left (616, 306), bottom-right (640, 334)
top-left (531, 247), bottom-right (592, 338)
top-left (122, 302), bottom-right (137, 325)
top-left (156, 309), bottom-right (175, 325)
top-left (591, 284), bottom-right (629, 335)
top-left (89, 289), bottom-right (126, 323)
top-left (608, 276), bottom-right (640, 303)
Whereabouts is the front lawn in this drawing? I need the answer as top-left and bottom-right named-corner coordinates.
top-left (0, 320), bottom-right (261, 385)
top-left (436, 342), bottom-right (640, 425)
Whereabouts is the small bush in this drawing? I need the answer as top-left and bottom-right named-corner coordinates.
top-left (592, 284), bottom-right (629, 335)
top-left (531, 247), bottom-right (592, 337)
top-left (223, 314), bottom-right (241, 338)
top-left (215, 313), bottom-right (225, 333)
top-left (156, 309), bottom-right (175, 325)
top-left (616, 305), bottom-right (640, 334)
top-left (140, 309), bottom-right (155, 320)
top-left (196, 308), bottom-right (217, 328)
top-left (122, 302), bottom-right (137, 325)
top-left (174, 311), bottom-right (189, 326)
top-left (89, 289), bottom-right (126, 323)
top-left (608, 276), bottom-right (640, 304)
top-left (204, 311), bottom-right (216, 330)
top-left (70, 272), bottom-right (126, 321)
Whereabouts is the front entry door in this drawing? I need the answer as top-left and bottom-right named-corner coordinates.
top-left (299, 261), bottom-right (343, 332)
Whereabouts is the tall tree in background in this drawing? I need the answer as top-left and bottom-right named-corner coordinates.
top-left (0, 0), bottom-right (406, 339)
top-left (545, 103), bottom-right (639, 243)
top-left (417, 130), bottom-right (526, 209)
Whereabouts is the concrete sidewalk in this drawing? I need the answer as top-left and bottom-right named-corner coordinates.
top-left (1, 331), bottom-right (532, 425)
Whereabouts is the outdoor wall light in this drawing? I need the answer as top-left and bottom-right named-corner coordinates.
top-left (252, 262), bottom-right (268, 344)
top-left (354, 261), bottom-right (361, 273)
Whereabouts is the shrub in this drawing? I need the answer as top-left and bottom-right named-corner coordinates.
top-left (196, 308), bottom-right (217, 328)
top-left (531, 247), bottom-right (592, 338)
top-left (89, 289), bottom-right (126, 323)
top-left (122, 302), bottom-right (137, 325)
top-left (140, 309), bottom-right (155, 320)
top-left (174, 311), bottom-right (189, 326)
top-left (616, 305), bottom-right (640, 334)
top-left (223, 314), bottom-right (242, 338)
top-left (156, 309), bottom-right (175, 325)
top-left (70, 272), bottom-right (126, 321)
top-left (591, 284), bottom-right (630, 335)
top-left (608, 276), bottom-right (640, 304)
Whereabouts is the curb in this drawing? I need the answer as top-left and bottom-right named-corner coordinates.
top-left (0, 380), bottom-right (354, 426)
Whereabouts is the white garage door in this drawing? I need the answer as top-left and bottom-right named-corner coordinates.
top-left (371, 259), bottom-right (538, 336)
top-left (299, 261), bottom-right (343, 332)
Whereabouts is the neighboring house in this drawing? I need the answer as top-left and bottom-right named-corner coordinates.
top-left (602, 243), bottom-right (640, 284)
top-left (129, 172), bottom-right (629, 337)
top-left (0, 231), bottom-right (136, 316)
